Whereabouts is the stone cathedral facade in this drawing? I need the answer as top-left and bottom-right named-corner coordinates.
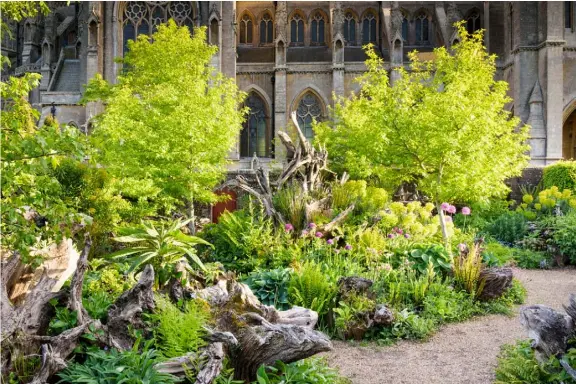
top-left (2, 1), bottom-right (576, 168)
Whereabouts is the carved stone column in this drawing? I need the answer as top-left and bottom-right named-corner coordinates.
top-left (274, 1), bottom-right (288, 161)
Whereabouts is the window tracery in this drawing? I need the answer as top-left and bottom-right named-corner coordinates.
top-left (296, 92), bottom-right (323, 141)
top-left (240, 92), bottom-right (270, 157)
top-left (362, 11), bottom-right (377, 44)
top-left (260, 12), bottom-right (273, 44)
top-left (344, 12), bottom-right (356, 45)
top-left (311, 12), bottom-right (325, 44)
top-left (415, 12), bottom-right (429, 44)
top-left (290, 13), bottom-right (304, 45)
top-left (239, 13), bottom-right (253, 44)
top-left (466, 11), bottom-right (480, 34)
top-left (122, 1), bottom-right (193, 54)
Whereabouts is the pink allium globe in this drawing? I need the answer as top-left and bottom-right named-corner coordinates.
top-left (308, 222), bottom-right (316, 229)
top-left (461, 207), bottom-right (471, 215)
top-left (441, 202), bottom-right (450, 211)
top-left (284, 223), bottom-right (294, 231)
top-left (315, 231), bottom-right (323, 238)
top-left (344, 244), bottom-right (352, 251)
top-left (447, 205), bottom-right (457, 214)
top-left (327, 238), bottom-right (334, 245)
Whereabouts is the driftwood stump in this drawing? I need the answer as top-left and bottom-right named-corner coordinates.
top-left (221, 111), bottom-right (353, 233)
top-left (477, 267), bottom-right (513, 301)
top-left (519, 293), bottom-right (576, 379)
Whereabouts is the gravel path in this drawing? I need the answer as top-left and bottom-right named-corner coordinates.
top-left (326, 268), bottom-right (576, 384)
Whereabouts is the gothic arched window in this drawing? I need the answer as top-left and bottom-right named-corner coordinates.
top-left (260, 12), bottom-right (273, 44)
top-left (362, 11), bottom-right (377, 44)
top-left (344, 12), bottom-right (356, 45)
top-left (122, 1), bottom-right (194, 54)
top-left (296, 92), bottom-right (323, 141)
top-left (311, 12), bottom-right (325, 44)
top-left (401, 14), bottom-right (409, 42)
top-left (239, 13), bottom-right (253, 44)
top-left (415, 12), bottom-right (429, 44)
top-left (240, 92), bottom-right (270, 157)
top-left (466, 11), bottom-right (480, 34)
top-left (291, 13), bottom-right (304, 45)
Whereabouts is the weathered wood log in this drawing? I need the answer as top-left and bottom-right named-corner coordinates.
top-left (372, 304), bottom-right (395, 327)
top-left (29, 321), bottom-right (96, 384)
top-left (520, 304), bottom-right (574, 362)
top-left (338, 276), bottom-right (373, 298)
top-left (67, 235), bottom-right (92, 325)
top-left (477, 267), bottom-right (513, 301)
top-left (105, 264), bottom-right (156, 350)
top-left (191, 278), bottom-right (332, 381)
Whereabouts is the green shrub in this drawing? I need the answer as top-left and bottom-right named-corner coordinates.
top-left (273, 183), bottom-right (308, 232)
top-left (406, 244), bottom-right (452, 276)
top-left (359, 186), bottom-right (389, 214)
top-left (378, 308), bottom-right (437, 341)
top-left (453, 243), bottom-right (485, 298)
top-left (332, 180), bottom-right (367, 210)
top-left (551, 211), bottom-right (576, 264)
top-left (513, 249), bottom-right (549, 269)
top-left (202, 206), bottom-right (279, 273)
top-left (494, 340), bottom-right (566, 384)
top-left (422, 283), bottom-right (476, 323)
top-left (542, 160), bottom-right (576, 191)
top-left (244, 268), bottom-right (292, 310)
top-left (151, 296), bottom-right (210, 358)
top-left (485, 212), bottom-right (528, 245)
top-left (57, 341), bottom-right (178, 383)
top-left (289, 261), bottom-right (337, 317)
top-left (255, 357), bottom-right (350, 384)
top-left (481, 242), bottom-right (514, 266)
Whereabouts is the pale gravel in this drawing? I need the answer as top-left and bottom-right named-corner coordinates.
top-left (325, 268), bottom-right (576, 384)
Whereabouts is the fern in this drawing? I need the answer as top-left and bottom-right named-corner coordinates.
top-left (151, 296), bottom-right (210, 358)
top-left (289, 261), bottom-right (337, 316)
top-left (495, 341), bottom-right (557, 383)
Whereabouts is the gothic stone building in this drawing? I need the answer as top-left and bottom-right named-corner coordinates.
top-left (3, 1), bottom-right (576, 169)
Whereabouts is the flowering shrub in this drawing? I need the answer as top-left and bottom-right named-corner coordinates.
top-left (377, 201), bottom-right (448, 242)
top-left (517, 186), bottom-right (576, 219)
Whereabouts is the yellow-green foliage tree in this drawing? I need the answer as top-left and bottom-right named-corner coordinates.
top-left (317, 23), bottom-right (529, 242)
top-left (84, 21), bottom-right (246, 219)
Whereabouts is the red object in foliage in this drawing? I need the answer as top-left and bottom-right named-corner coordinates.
top-left (211, 189), bottom-right (237, 223)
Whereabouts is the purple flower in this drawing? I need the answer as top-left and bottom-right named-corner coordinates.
top-left (285, 223), bottom-right (294, 232)
top-left (344, 244), bottom-right (352, 251)
top-left (461, 207), bottom-right (471, 216)
top-left (396, 228), bottom-right (404, 235)
top-left (387, 233), bottom-right (395, 239)
top-left (327, 239), bottom-right (334, 245)
top-left (447, 205), bottom-right (457, 214)
top-left (315, 231), bottom-right (323, 238)
top-left (404, 233), bottom-right (410, 239)
top-left (308, 222), bottom-right (316, 229)
top-left (302, 230), bottom-right (309, 236)
top-left (441, 202), bottom-right (450, 211)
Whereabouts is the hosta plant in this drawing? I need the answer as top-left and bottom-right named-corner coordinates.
top-left (109, 218), bottom-right (211, 287)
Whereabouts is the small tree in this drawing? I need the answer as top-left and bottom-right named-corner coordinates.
top-left (84, 21), bottom-right (246, 222)
top-left (316, 24), bottom-right (529, 243)
top-left (1, 2), bottom-right (93, 264)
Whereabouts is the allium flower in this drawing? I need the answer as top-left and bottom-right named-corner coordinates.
top-left (447, 205), bottom-right (457, 214)
top-left (302, 230), bottom-right (309, 236)
top-left (387, 234), bottom-right (395, 238)
top-left (285, 223), bottom-right (294, 231)
top-left (344, 244), bottom-right (352, 251)
top-left (441, 202), bottom-right (450, 211)
top-left (315, 231), bottom-right (323, 238)
top-left (396, 228), bottom-right (404, 234)
top-left (404, 233), bottom-right (410, 239)
top-left (461, 207), bottom-right (471, 215)
top-left (444, 216), bottom-right (453, 222)
top-left (327, 238), bottom-right (334, 245)
top-left (308, 222), bottom-right (316, 229)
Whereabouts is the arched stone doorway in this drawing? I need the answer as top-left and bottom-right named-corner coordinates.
top-left (564, 108), bottom-right (576, 160)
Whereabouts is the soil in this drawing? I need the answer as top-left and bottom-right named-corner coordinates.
top-left (325, 268), bottom-right (576, 384)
